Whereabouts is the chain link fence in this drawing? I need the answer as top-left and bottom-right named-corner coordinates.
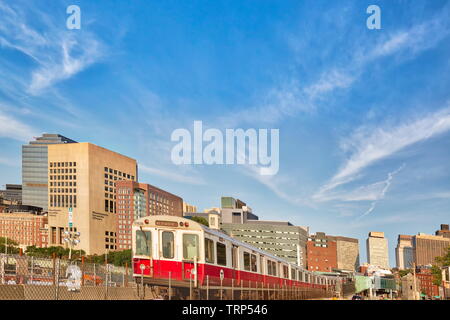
top-left (0, 253), bottom-right (154, 300)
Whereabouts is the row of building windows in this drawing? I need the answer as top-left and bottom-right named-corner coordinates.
top-left (50, 175), bottom-right (77, 181)
top-left (50, 181), bottom-right (77, 187)
top-left (50, 188), bottom-right (77, 193)
top-left (50, 162), bottom-right (77, 167)
top-left (104, 167), bottom-right (134, 180)
top-left (49, 194), bottom-right (77, 208)
top-left (50, 168), bottom-right (77, 174)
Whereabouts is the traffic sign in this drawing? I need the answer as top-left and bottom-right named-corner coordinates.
top-left (68, 207), bottom-right (73, 227)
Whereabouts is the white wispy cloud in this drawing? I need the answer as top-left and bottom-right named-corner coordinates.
top-left (0, 2), bottom-right (105, 95)
top-left (315, 105), bottom-right (450, 198)
top-left (357, 164), bottom-right (405, 219)
top-left (0, 110), bottom-right (39, 142)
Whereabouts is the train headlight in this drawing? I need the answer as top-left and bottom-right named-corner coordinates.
top-left (144, 219), bottom-right (149, 224)
top-left (140, 264), bottom-right (145, 271)
top-left (185, 222), bottom-right (189, 227)
top-left (179, 222), bottom-right (184, 227)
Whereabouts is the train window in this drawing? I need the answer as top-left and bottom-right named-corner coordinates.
top-left (161, 231), bottom-right (174, 259)
top-left (183, 234), bottom-right (199, 260)
top-left (291, 268), bottom-right (296, 280)
top-left (250, 254), bottom-right (257, 272)
top-left (267, 260), bottom-right (272, 275)
top-left (205, 238), bottom-right (215, 263)
top-left (271, 261), bottom-right (277, 276)
top-left (135, 230), bottom-right (151, 256)
top-left (243, 252), bottom-right (251, 271)
top-left (216, 242), bottom-right (227, 266)
top-left (283, 265), bottom-right (288, 278)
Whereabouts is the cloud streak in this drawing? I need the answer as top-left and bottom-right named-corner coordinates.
top-left (316, 105), bottom-right (450, 198)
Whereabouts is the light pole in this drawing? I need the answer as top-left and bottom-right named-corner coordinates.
top-left (63, 231), bottom-right (80, 261)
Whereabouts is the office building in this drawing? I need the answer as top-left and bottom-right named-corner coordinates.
top-left (366, 232), bottom-right (390, 269)
top-left (306, 232), bottom-right (337, 272)
top-left (414, 233), bottom-right (450, 266)
top-left (0, 184), bottom-right (22, 203)
top-left (222, 220), bottom-right (308, 266)
top-left (220, 197), bottom-right (259, 223)
top-left (116, 181), bottom-right (183, 250)
top-left (22, 134), bottom-right (76, 211)
top-left (47, 142), bottom-right (137, 255)
top-left (336, 236), bottom-right (360, 271)
top-left (183, 202), bottom-right (198, 214)
top-left (395, 235), bottom-right (414, 270)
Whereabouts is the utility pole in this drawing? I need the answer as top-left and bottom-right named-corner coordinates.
top-left (412, 262), bottom-right (418, 300)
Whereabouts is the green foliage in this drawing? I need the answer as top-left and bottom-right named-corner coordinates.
top-left (189, 216), bottom-right (209, 227)
top-left (431, 246), bottom-right (450, 286)
top-left (85, 250), bottom-right (131, 267)
top-left (26, 246), bottom-right (86, 259)
top-left (0, 237), bottom-right (20, 254)
top-left (399, 269), bottom-right (412, 277)
top-left (431, 265), bottom-right (442, 286)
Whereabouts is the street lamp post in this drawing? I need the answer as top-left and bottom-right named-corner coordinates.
top-left (63, 231), bottom-right (80, 261)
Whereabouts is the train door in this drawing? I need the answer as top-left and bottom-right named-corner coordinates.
top-left (157, 229), bottom-right (178, 279)
top-left (231, 245), bottom-right (238, 284)
top-left (181, 233), bottom-right (200, 284)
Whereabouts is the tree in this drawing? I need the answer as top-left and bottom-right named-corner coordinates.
top-left (431, 246), bottom-right (450, 286)
top-left (399, 269), bottom-right (412, 278)
top-left (85, 249), bottom-right (132, 267)
top-left (0, 237), bottom-right (20, 254)
top-left (189, 216), bottom-right (209, 227)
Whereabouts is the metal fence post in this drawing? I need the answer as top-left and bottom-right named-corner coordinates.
top-left (231, 278), bottom-right (234, 300)
top-left (1, 254), bottom-right (5, 285)
top-left (105, 265), bottom-right (109, 300)
top-left (169, 271), bottom-right (172, 300)
top-left (93, 263), bottom-right (97, 286)
top-left (55, 258), bottom-right (60, 300)
top-left (189, 272), bottom-right (193, 300)
top-left (206, 275), bottom-right (209, 300)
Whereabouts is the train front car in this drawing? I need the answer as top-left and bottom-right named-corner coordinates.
top-left (132, 215), bottom-right (204, 299)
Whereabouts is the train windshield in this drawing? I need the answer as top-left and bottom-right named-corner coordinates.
top-left (182, 234), bottom-right (199, 260)
top-left (136, 230), bottom-right (151, 256)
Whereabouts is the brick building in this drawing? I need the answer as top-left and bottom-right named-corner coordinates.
top-left (306, 232), bottom-right (337, 272)
top-left (0, 212), bottom-right (48, 248)
top-left (116, 181), bottom-right (183, 250)
top-left (415, 266), bottom-right (440, 298)
top-left (435, 224), bottom-right (450, 239)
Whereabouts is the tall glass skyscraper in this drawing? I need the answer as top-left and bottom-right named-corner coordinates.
top-left (22, 134), bottom-right (77, 211)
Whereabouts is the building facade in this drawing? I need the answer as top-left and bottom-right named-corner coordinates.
top-left (182, 202), bottom-right (198, 214)
top-left (414, 233), bottom-right (450, 266)
top-left (306, 232), bottom-right (337, 272)
top-left (435, 224), bottom-right (450, 239)
top-left (22, 134), bottom-right (76, 212)
top-left (47, 142), bottom-right (137, 255)
top-left (116, 181), bottom-right (183, 250)
top-left (395, 235), bottom-right (414, 270)
top-left (366, 231), bottom-right (390, 269)
top-left (221, 221), bottom-right (308, 266)
top-left (220, 197), bottom-right (259, 223)
top-left (336, 236), bottom-right (360, 271)
top-left (0, 212), bottom-right (48, 248)
top-left (0, 184), bottom-right (22, 203)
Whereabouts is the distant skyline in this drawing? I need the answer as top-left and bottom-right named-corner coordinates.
top-left (1, 0), bottom-right (450, 265)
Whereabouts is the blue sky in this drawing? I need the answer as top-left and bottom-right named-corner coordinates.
top-left (1, 0), bottom-right (450, 265)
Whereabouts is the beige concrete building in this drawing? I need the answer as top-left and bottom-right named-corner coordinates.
top-left (47, 142), bottom-right (137, 255)
top-left (367, 231), bottom-right (390, 269)
top-left (182, 202), bottom-right (197, 214)
top-left (414, 233), bottom-right (450, 266)
top-left (336, 236), bottom-right (360, 271)
top-left (395, 235), bottom-right (414, 270)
